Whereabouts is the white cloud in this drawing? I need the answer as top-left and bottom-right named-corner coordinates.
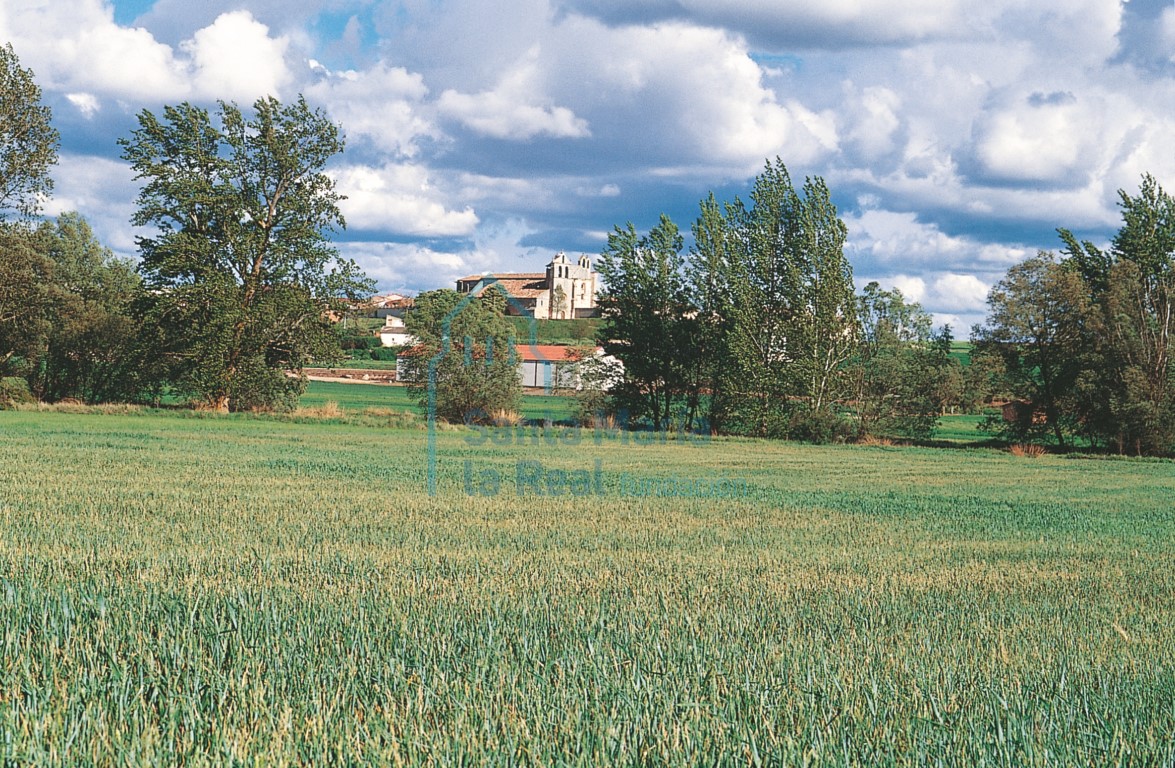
top-left (181, 11), bottom-right (291, 102)
top-left (550, 18), bottom-right (838, 170)
top-left (40, 153), bottom-right (144, 256)
top-left (930, 273), bottom-right (989, 312)
top-left (859, 272), bottom-right (989, 315)
top-left (66, 93), bottom-right (101, 119)
top-left (332, 164), bottom-right (479, 237)
top-left (437, 47), bottom-right (590, 140)
top-left (0, 0), bottom-right (188, 100)
top-left (304, 62), bottom-right (437, 159)
top-left (0, 3), bottom-right (293, 104)
top-left (972, 92), bottom-right (1094, 186)
top-left (843, 85), bottom-right (903, 161)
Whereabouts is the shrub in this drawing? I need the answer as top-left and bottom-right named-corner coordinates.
top-left (788, 409), bottom-right (858, 444)
top-left (370, 347), bottom-right (400, 361)
top-left (0, 377), bottom-right (34, 409)
top-left (1009, 443), bottom-right (1047, 458)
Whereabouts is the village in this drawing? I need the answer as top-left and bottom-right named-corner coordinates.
top-left (310, 251), bottom-right (616, 391)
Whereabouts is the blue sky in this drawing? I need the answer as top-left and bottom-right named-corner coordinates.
top-left (4, 0), bottom-right (1174, 332)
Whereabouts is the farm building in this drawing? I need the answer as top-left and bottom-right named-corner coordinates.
top-left (397, 344), bottom-right (617, 390)
top-left (456, 252), bottom-right (600, 320)
top-left (375, 315), bottom-right (417, 347)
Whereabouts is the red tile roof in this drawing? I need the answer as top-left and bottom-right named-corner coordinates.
top-left (398, 344), bottom-right (590, 362)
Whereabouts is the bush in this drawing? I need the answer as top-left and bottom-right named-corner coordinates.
top-left (788, 408), bottom-right (857, 444)
top-left (340, 335), bottom-right (381, 351)
top-left (0, 377), bottom-right (34, 409)
top-left (370, 347), bottom-right (400, 361)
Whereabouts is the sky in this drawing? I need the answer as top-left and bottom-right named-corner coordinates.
top-left (3, 0), bottom-right (1174, 333)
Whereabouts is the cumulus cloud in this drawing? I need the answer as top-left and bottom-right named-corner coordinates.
top-left (845, 208), bottom-right (1029, 272)
top-left (0, 2), bottom-right (292, 105)
top-left (304, 62), bottom-right (437, 158)
top-left (557, 0), bottom-right (965, 47)
top-left (180, 11), bottom-right (291, 102)
top-left (332, 164), bottom-right (480, 237)
top-left (438, 47), bottom-right (590, 140)
top-left (970, 91), bottom-right (1097, 187)
top-left (0, 0), bottom-right (188, 101)
top-left (40, 154), bottom-right (145, 256)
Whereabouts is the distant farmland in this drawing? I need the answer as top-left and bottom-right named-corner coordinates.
top-left (0, 408), bottom-right (1171, 764)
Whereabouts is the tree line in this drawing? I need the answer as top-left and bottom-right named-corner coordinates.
top-left (0, 44), bottom-right (371, 411)
top-left (587, 159), bottom-right (1174, 456)
top-left (589, 159), bottom-right (960, 443)
top-left (973, 176), bottom-right (1175, 455)
top-left (1, 41), bottom-right (1171, 455)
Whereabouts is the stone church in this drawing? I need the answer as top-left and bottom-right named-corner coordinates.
top-left (456, 252), bottom-right (600, 320)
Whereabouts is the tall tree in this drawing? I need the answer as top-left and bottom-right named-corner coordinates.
top-left (684, 193), bottom-right (734, 432)
top-left (720, 159), bottom-right (858, 438)
top-left (974, 252), bottom-right (1093, 448)
top-left (789, 176), bottom-right (858, 414)
top-left (596, 215), bottom-right (694, 432)
top-left (121, 96), bottom-right (372, 411)
top-left (720, 161), bottom-right (801, 437)
top-left (1097, 175), bottom-right (1175, 454)
top-left (0, 43), bottom-right (59, 220)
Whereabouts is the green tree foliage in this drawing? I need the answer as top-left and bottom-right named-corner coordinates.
top-left (719, 160), bottom-right (858, 437)
top-left (0, 43), bottom-right (59, 220)
top-left (974, 253), bottom-right (1093, 448)
top-left (403, 288), bottom-right (521, 423)
top-left (121, 96), bottom-right (372, 412)
top-left (1081, 176), bottom-right (1175, 454)
top-left (851, 283), bottom-right (957, 440)
top-left (0, 44), bottom-right (59, 376)
top-left (31, 213), bottom-right (141, 403)
top-left (684, 193), bottom-right (734, 433)
top-left (0, 224), bottom-right (54, 373)
top-left (596, 216), bottom-right (695, 432)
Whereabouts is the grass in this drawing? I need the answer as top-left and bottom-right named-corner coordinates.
top-left (0, 408), bottom-right (1172, 765)
top-left (300, 380), bottom-right (579, 422)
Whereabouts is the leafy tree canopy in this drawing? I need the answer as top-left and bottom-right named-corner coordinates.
top-left (120, 96), bottom-right (373, 411)
top-left (0, 43), bottom-right (58, 220)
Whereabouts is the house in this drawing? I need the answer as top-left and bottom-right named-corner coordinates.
top-left (375, 315), bottom-right (417, 348)
top-left (456, 252), bottom-right (599, 320)
top-left (370, 295), bottom-right (415, 319)
top-left (396, 343), bottom-right (616, 390)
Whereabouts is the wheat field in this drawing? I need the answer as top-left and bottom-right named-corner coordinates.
top-left (1, 408), bottom-right (1172, 765)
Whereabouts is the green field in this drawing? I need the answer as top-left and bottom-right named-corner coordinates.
top-left (1, 407), bottom-right (1172, 765)
top-left (301, 380), bottom-right (579, 422)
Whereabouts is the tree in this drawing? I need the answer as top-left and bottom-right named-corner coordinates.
top-left (121, 96), bottom-right (372, 411)
top-left (684, 192), bottom-right (735, 433)
top-left (719, 159), bottom-right (858, 438)
top-left (402, 288), bottom-right (521, 423)
top-left (30, 213), bottom-right (141, 403)
top-left (974, 252), bottom-right (1093, 448)
top-left (596, 215), bottom-right (695, 432)
top-left (0, 224), bottom-right (53, 373)
top-left (1099, 175), bottom-right (1175, 454)
top-left (1053, 174), bottom-right (1175, 455)
top-left (0, 43), bottom-right (59, 220)
top-left (850, 283), bottom-right (957, 440)
top-left (0, 43), bottom-right (59, 375)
